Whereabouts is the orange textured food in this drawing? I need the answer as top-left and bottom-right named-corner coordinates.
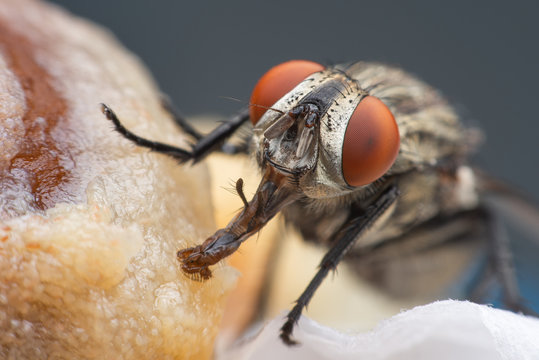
top-left (0, 1), bottom-right (236, 359)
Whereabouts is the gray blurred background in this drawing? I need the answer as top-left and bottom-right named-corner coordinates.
top-left (48, 0), bottom-right (539, 307)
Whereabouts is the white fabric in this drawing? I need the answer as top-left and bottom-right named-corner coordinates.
top-left (220, 300), bottom-right (539, 360)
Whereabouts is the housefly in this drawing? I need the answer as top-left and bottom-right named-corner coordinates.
top-left (101, 60), bottom-right (538, 344)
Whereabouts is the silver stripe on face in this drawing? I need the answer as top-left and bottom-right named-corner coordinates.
top-left (253, 69), bottom-right (366, 198)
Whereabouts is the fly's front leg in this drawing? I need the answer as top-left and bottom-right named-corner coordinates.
top-left (101, 104), bottom-right (250, 163)
top-left (280, 185), bottom-right (399, 345)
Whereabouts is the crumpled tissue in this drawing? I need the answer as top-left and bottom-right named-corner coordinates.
top-left (220, 300), bottom-right (539, 360)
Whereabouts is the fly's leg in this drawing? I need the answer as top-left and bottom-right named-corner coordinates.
top-left (280, 185), bottom-right (399, 345)
top-left (186, 108), bottom-right (251, 163)
top-left (101, 104), bottom-right (250, 163)
top-left (160, 95), bottom-right (203, 140)
top-left (162, 95), bottom-right (252, 154)
top-left (220, 139), bottom-right (251, 155)
top-left (484, 209), bottom-right (536, 314)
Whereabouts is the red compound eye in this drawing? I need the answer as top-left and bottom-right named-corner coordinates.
top-left (342, 96), bottom-right (400, 187)
top-left (249, 60), bottom-right (325, 125)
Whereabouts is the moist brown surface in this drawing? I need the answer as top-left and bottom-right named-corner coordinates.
top-left (0, 23), bottom-right (70, 215)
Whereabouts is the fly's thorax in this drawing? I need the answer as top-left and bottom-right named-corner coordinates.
top-left (341, 62), bottom-right (476, 173)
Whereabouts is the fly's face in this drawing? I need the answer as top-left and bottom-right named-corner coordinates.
top-left (250, 61), bottom-right (400, 199)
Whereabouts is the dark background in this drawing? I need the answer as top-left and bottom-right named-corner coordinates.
top-left (48, 0), bottom-right (539, 307)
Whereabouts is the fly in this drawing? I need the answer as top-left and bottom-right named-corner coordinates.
top-left (101, 60), bottom-right (538, 345)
